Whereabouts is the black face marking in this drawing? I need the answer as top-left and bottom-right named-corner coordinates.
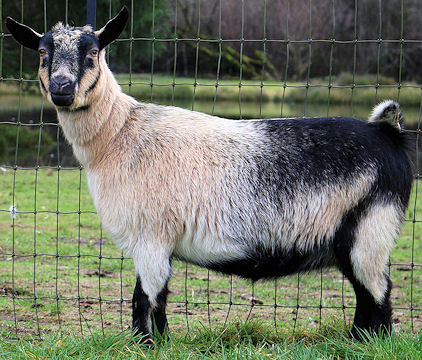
top-left (38, 28), bottom-right (101, 107)
top-left (58, 105), bottom-right (90, 113)
top-left (86, 57), bottom-right (94, 68)
top-left (39, 33), bottom-right (54, 78)
top-left (39, 78), bottom-right (48, 93)
top-left (84, 69), bottom-right (100, 96)
top-left (76, 34), bottom-right (100, 86)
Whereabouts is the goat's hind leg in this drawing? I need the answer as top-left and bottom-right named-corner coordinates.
top-left (334, 203), bottom-right (399, 340)
top-left (335, 255), bottom-right (393, 340)
top-left (345, 269), bottom-right (392, 340)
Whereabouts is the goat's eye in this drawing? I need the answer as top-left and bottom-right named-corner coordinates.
top-left (89, 49), bottom-right (98, 57)
top-left (39, 49), bottom-right (47, 56)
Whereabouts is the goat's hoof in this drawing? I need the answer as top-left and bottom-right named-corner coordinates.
top-left (350, 324), bottom-right (392, 342)
top-left (350, 326), bottom-right (367, 342)
top-left (132, 330), bottom-right (154, 346)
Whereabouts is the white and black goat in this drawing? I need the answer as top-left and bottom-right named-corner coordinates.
top-left (7, 8), bottom-right (414, 341)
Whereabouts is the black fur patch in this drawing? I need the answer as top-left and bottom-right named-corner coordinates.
top-left (85, 57), bottom-right (94, 69)
top-left (38, 33), bottom-right (54, 78)
top-left (198, 244), bottom-right (335, 281)
top-left (333, 197), bottom-right (394, 337)
top-left (251, 117), bottom-right (413, 210)
top-left (58, 105), bottom-right (90, 113)
top-left (41, 57), bottom-right (48, 68)
top-left (151, 283), bottom-right (169, 337)
top-left (77, 34), bottom-right (100, 86)
top-left (132, 277), bottom-right (152, 339)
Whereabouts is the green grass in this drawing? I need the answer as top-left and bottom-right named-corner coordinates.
top-left (0, 320), bottom-right (421, 359)
top-left (0, 168), bottom-right (421, 342)
top-left (116, 72), bottom-right (422, 109)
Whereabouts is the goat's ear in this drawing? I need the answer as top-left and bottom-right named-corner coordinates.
top-left (6, 17), bottom-right (42, 51)
top-left (95, 6), bottom-right (129, 50)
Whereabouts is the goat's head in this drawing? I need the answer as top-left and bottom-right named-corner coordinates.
top-left (6, 7), bottom-right (128, 110)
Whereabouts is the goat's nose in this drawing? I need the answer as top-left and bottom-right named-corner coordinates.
top-left (50, 75), bottom-right (73, 94)
top-left (49, 75), bottom-right (75, 107)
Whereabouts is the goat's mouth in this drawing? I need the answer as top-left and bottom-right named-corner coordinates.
top-left (51, 93), bottom-right (74, 107)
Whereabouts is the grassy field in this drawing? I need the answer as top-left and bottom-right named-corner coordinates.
top-left (0, 73), bottom-right (421, 357)
top-left (0, 168), bottom-right (421, 341)
top-left (0, 321), bottom-right (421, 359)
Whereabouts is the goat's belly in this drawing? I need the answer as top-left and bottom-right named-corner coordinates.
top-left (173, 232), bottom-right (248, 265)
top-left (174, 235), bottom-right (335, 281)
top-left (205, 250), bottom-right (334, 281)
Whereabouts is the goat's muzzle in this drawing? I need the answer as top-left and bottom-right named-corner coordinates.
top-left (50, 75), bottom-right (75, 107)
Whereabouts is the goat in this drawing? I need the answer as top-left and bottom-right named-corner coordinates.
top-left (7, 7), bottom-right (414, 341)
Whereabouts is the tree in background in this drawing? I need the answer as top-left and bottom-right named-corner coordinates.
top-left (2, 0), bottom-right (422, 81)
top-left (2, 0), bottom-right (170, 78)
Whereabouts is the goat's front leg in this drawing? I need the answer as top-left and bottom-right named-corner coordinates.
top-left (131, 243), bottom-right (171, 342)
top-left (132, 276), bottom-right (153, 338)
top-left (151, 282), bottom-right (170, 338)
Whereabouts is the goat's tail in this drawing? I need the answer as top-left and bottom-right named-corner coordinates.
top-left (369, 100), bottom-right (403, 130)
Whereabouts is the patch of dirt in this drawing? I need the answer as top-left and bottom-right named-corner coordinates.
top-left (84, 269), bottom-right (115, 278)
top-left (1, 284), bottom-right (31, 297)
top-left (31, 303), bottom-right (44, 308)
top-left (73, 237), bottom-right (105, 246)
top-left (54, 236), bottom-right (105, 246)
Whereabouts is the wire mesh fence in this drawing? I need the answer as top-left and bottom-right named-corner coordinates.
top-left (0, 0), bottom-right (421, 338)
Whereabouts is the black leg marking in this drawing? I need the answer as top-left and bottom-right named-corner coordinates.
top-left (132, 276), bottom-right (152, 341)
top-left (336, 257), bottom-right (392, 340)
top-left (151, 282), bottom-right (169, 339)
top-left (347, 273), bottom-right (392, 340)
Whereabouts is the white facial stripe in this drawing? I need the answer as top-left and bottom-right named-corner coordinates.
top-left (52, 32), bottom-right (80, 78)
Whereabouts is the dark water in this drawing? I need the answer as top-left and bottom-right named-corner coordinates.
top-left (0, 108), bottom-right (79, 168)
top-left (0, 102), bottom-right (420, 169)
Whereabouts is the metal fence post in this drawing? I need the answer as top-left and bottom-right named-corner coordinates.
top-left (87, 0), bottom-right (96, 28)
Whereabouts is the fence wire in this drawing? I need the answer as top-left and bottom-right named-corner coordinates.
top-left (0, 0), bottom-right (421, 339)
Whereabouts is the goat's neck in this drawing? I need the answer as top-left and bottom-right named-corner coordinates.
top-left (56, 57), bottom-right (137, 167)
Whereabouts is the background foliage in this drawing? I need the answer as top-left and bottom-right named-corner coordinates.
top-left (3, 0), bottom-right (422, 81)
top-left (3, 0), bottom-right (170, 78)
